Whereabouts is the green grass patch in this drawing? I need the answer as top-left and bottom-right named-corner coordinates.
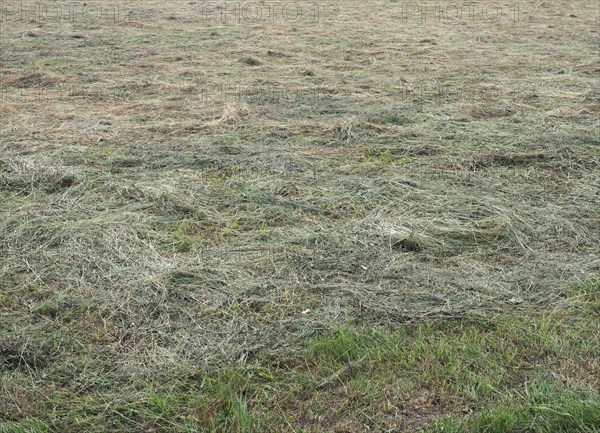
top-left (3, 291), bottom-right (597, 432)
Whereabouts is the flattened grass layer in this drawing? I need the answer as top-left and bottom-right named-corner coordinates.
top-left (1, 0), bottom-right (599, 431)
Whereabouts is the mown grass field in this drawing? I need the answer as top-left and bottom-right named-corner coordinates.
top-left (1, 1), bottom-right (599, 431)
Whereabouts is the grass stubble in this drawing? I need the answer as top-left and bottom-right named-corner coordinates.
top-left (0, 0), bottom-right (598, 431)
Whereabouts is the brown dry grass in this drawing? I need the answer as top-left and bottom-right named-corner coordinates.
top-left (0, 1), bottom-right (599, 431)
